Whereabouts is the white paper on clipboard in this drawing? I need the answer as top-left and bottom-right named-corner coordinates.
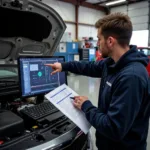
top-left (45, 84), bottom-right (91, 134)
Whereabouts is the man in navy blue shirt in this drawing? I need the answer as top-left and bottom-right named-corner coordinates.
top-left (45, 13), bottom-right (150, 150)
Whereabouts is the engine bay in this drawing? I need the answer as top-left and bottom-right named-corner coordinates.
top-left (0, 91), bottom-right (82, 150)
top-left (0, 67), bottom-right (86, 150)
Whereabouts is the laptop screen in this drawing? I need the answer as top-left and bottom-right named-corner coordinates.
top-left (18, 56), bottom-right (67, 97)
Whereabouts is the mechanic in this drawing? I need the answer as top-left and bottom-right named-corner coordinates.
top-left (45, 13), bottom-right (150, 150)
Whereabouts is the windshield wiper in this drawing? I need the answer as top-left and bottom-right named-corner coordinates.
top-left (0, 79), bottom-right (18, 82)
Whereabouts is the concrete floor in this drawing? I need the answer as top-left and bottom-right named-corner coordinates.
top-left (67, 74), bottom-right (150, 150)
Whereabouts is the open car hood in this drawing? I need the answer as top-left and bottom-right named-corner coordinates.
top-left (0, 0), bottom-right (66, 63)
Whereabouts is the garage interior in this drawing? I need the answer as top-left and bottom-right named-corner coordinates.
top-left (46, 0), bottom-right (150, 150)
top-left (0, 0), bottom-right (150, 150)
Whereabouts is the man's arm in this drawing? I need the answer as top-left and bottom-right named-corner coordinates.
top-left (81, 75), bottom-right (145, 141)
top-left (61, 60), bottom-right (105, 78)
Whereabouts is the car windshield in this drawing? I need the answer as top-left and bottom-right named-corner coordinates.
top-left (0, 66), bottom-right (18, 79)
top-left (138, 48), bottom-right (150, 56)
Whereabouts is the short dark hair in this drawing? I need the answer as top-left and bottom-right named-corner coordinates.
top-left (95, 13), bottom-right (133, 47)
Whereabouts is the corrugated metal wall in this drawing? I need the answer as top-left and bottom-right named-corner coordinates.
top-left (37, 0), bottom-right (150, 43)
top-left (111, 1), bottom-right (149, 31)
top-left (78, 6), bottom-right (105, 40)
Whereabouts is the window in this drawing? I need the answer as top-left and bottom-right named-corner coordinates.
top-left (138, 48), bottom-right (150, 56)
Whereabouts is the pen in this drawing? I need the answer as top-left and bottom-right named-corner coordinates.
top-left (70, 97), bottom-right (75, 100)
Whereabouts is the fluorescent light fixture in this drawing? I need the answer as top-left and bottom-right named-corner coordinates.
top-left (106, 0), bottom-right (126, 6)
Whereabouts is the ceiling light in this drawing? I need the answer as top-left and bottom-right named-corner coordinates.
top-left (106, 0), bottom-right (126, 6)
